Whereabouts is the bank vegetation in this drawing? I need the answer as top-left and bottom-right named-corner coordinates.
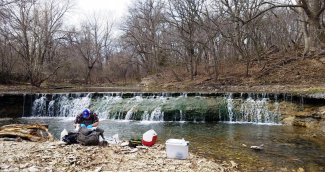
top-left (0, 0), bottom-right (324, 88)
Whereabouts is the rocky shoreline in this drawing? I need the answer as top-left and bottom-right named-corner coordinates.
top-left (0, 141), bottom-right (237, 172)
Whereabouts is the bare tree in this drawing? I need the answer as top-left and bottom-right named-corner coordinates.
top-left (1, 0), bottom-right (72, 87)
top-left (0, 0), bottom-right (15, 17)
top-left (206, 0), bottom-right (267, 77)
top-left (167, 0), bottom-right (207, 80)
top-left (235, 0), bottom-right (325, 56)
top-left (121, 0), bottom-right (166, 75)
top-left (295, 0), bottom-right (325, 55)
top-left (0, 34), bottom-right (18, 83)
top-left (68, 15), bottom-right (113, 84)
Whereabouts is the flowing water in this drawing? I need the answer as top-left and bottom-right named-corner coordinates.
top-left (0, 118), bottom-right (324, 171)
top-left (1, 92), bottom-right (324, 171)
top-left (27, 93), bottom-right (281, 124)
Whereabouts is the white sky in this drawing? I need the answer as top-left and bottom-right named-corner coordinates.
top-left (67, 0), bottom-right (133, 27)
top-left (76, 0), bottom-right (132, 19)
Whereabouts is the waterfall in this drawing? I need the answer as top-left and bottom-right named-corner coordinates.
top-left (179, 110), bottom-right (185, 122)
top-left (95, 95), bottom-right (123, 119)
top-left (141, 107), bottom-right (164, 122)
top-left (29, 92), bottom-right (281, 124)
top-left (226, 94), bottom-right (280, 124)
top-left (47, 100), bottom-right (55, 117)
top-left (227, 94), bottom-right (234, 122)
top-left (31, 93), bottom-right (92, 117)
top-left (125, 106), bottom-right (136, 120)
top-left (142, 111), bottom-right (150, 121)
top-left (31, 94), bottom-right (47, 117)
top-left (149, 107), bottom-right (164, 121)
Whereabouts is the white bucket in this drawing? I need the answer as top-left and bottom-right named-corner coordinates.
top-left (165, 138), bottom-right (189, 159)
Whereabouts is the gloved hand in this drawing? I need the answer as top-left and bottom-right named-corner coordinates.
top-left (87, 124), bottom-right (93, 129)
top-left (80, 124), bottom-right (86, 128)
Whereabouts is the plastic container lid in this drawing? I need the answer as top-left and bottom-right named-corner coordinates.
top-left (165, 139), bottom-right (189, 146)
top-left (143, 129), bottom-right (157, 142)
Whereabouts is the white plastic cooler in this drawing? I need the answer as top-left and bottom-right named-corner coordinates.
top-left (165, 139), bottom-right (189, 159)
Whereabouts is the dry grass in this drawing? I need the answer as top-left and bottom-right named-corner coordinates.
top-left (143, 52), bottom-right (325, 92)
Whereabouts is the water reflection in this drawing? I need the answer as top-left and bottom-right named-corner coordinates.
top-left (0, 118), bottom-right (324, 171)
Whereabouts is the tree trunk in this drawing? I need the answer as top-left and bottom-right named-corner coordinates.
top-left (189, 47), bottom-right (195, 80)
top-left (86, 67), bottom-right (92, 84)
top-left (190, 56), bottom-right (194, 80)
top-left (246, 59), bottom-right (250, 77)
top-left (213, 56), bottom-right (219, 81)
top-left (298, 0), bottom-right (325, 56)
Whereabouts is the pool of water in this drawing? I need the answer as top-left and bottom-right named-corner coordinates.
top-left (1, 118), bottom-right (324, 171)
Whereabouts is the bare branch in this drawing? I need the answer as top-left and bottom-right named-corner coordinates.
top-left (244, 3), bottom-right (303, 24)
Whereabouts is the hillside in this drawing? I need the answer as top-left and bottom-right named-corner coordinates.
top-left (0, 52), bottom-right (324, 94)
top-left (140, 53), bottom-right (325, 93)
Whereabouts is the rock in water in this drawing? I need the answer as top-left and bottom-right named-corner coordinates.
top-left (250, 144), bottom-right (264, 150)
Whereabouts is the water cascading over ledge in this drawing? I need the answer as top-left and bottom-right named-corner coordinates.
top-left (226, 93), bottom-right (280, 124)
top-left (29, 92), bottom-right (282, 124)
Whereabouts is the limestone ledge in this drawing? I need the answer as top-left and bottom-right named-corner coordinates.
top-left (280, 102), bottom-right (325, 132)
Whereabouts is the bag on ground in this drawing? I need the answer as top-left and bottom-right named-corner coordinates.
top-left (62, 132), bottom-right (79, 144)
top-left (77, 128), bottom-right (101, 146)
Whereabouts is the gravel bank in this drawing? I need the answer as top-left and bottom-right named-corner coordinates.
top-left (0, 141), bottom-right (237, 172)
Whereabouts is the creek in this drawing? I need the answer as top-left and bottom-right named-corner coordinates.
top-left (0, 92), bottom-right (324, 171)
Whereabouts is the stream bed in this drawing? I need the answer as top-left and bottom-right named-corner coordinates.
top-left (1, 118), bottom-right (324, 171)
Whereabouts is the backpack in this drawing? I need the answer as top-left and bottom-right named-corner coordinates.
top-left (77, 128), bottom-right (100, 146)
top-left (62, 132), bottom-right (79, 144)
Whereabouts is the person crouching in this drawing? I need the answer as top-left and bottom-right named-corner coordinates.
top-left (74, 109), bottom-right (105, 140)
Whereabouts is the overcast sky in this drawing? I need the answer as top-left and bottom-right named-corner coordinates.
top-left (77, 0), bottom-right (132, 18)
top-left (67, 0), bottom-right (133, 27)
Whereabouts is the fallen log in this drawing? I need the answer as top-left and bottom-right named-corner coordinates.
top-left (0, 124), bottom-right (54, 142)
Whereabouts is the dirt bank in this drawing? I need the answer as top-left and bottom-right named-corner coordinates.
top-left (139, 54), bottom-right (325, 93)
top-left (0, 141), bottom-right (237, 172)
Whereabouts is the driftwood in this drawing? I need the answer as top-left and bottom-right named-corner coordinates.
top-left (0, 124), bottom-right (54, 142)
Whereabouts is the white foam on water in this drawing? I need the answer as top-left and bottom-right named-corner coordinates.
top-left (138, 120), bottom-right (164, 125)
top-left (221, 121), bottom-right (282, 126)
top-left (116, 120), bottom-right (133, 123)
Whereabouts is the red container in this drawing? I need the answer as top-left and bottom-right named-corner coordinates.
top-left (142, 129), bottom-right (157, 147)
